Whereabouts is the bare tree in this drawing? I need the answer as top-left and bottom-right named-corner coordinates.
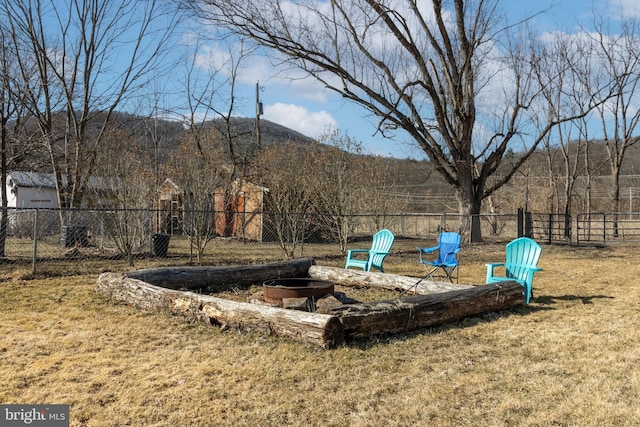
top-left (163, 132), bottom-right (226, 264)
top-left (181, 35), bottom-right (256, 178)
top-left (575, 114), bottom-right (608, 216)
top-left (257, 132), bottom-right (404, 257)
top-left (533, 32), bottom-right (593, 237)
top-left (0, 24), bottom-right (38, 256)
top-left (90, 126), bottom-right (155, 266)
top-left (257, 142), bottom-right (317, 258)
top-left (359, 154), bottom-right (407, 231)
top-left (312, 131), bottom-right (376, 253)
top-left (176, 35), bottom-right (260, 244)
top-left (0, 28), bottom-right (13, 257)
top-left (181, 0), bottom-right (597, 241)
top-left (3, 0), bottom-right (179, 221)
top-left (588, 15), bottom-right (640, 233)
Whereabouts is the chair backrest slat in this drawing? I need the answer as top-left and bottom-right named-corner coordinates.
top-left (505, 238), bottom-right (542, 282)
top-left (486, 237), bottom-right (542, 304)
top-left (369, 229), bottom-right (395, 270)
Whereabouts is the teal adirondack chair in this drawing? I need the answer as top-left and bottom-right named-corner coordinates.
top-left (345, 229), bottom-right (395, 272)
top-left (485, 237), bottom-right (542, 304)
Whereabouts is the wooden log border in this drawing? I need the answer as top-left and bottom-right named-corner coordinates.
top-left (96, 258), bottom-right (525, 348)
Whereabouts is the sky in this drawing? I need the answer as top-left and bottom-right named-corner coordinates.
top-left (101, 0), bottom-right (636, 160)
top-left (184, 0), bottom-right (638, 160)
top-left (27, 0), bottom-right (640, 159)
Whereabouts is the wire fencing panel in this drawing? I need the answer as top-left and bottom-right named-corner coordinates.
top-left (530, 213), bottom-right (572, 244)
top-left (0, 208), bottom-right (459, 274)
top-left (4, 208), bottom-right (152, 257)
top-left (0, 207), bottom-right (627, 276)
top-left (576, 212), bottom-right (640, 245)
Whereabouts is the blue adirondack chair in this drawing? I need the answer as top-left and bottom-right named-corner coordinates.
top-left (417, 231), bottom-right (461, 283)
top-left (345, 229), bottom-right (395, 272)
top-left (485, 237), bottom-right (543, 304)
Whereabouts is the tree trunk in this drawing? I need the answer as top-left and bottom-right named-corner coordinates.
top-left (330, 281), bottom-right (525, 339)
top-left (96, 255), bottom-right (525, 348)
top-left (96, 271), bottom-right (343, 348)
top-left (459, 192), bottom-right (483, 243)
top-left (126, 258), bottom-right (316, 290)
top-left (612, 168), bottom-right (621, 237)
top-left (308, 266), bottom-right (473, 295)
top-left (97, 270), bottom-right (524, 347)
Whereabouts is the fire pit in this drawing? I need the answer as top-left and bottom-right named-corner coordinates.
top-left (262, 278), bottom-right (334, 307)
top-left (97, 258), bottom-right (523, 348)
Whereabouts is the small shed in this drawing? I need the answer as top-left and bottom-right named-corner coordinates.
top-left (214, 179), bottom-right (268, 241)
top-left (157, 178), bottom-right (183, 235)
top-left (157, 178), bottom-right (268, 241)
top-left (6, 170), bottom-right (117, 209)
top-left (6, 171), bottom-right (59, 209)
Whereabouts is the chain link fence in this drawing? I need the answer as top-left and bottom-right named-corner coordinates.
top-left (0, 207), bottom-right (608, 276)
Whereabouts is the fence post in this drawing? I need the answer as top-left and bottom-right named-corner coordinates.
top-left (100, 219), bottom-right (105, 249)
top-left (32, 209), bottom-right (38, 275)
top-left (189, 210), bottom-right (194, 263)
top-left (525, 212), bottom-right (532, 238)
top-left (547, 214), bottom-right (553, 244)
top-left (300, 213), bottom-right (307, 257)
top-left (517, 208), bottom-right (523, 237)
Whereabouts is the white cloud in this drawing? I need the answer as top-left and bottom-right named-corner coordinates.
top-left (191, 41), bottom-right (331, 103)
top-left (263, 103), bottom-right (337, 138)
top-left (274, 73), bottom-right (330, 103)
top-left (194, 44), bottom-right (232, 75)
top-left (614, 0), bottom-right (640, 18)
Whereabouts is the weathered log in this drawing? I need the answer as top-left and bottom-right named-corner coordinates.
top-left (329, 281), bottom-right (525, 339)
top-left (308, 265), bottom-right (473, 295)
top-left (126, 258), bottom-right (316, 290)
top-left (96, 259), bottom-right (525, 348)
top-left (96, 272), bottom-right (344, 348)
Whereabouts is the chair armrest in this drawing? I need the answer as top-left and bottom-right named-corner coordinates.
top-left (416, 246), bottom-right (439, 254)
top-left (371, 251), bottom-right (390, 256)
top-left (417, 246), bottom-right (439, 263)
top-left (347, 249), bottom-right (369, 254)
top-left (485, 262), bottom-right (505, 268)
top-left (485, 262), bottom-right (505, 282)
top-left (346, 249), bottom-right (370, 261)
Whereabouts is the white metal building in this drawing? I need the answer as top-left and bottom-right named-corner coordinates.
top-left (6, 171), bottom-right (59, 209)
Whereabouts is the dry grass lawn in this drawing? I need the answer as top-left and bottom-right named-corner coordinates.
top-left (1, 242), bottom-right (639, 426)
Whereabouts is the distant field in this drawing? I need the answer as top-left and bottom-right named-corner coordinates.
top-left (1, 243), bottom-right (639, 426)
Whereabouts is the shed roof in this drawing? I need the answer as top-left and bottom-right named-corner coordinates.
top-left (8, 171), bottom-right (116, 191)
top-left (8, 171), bottom-right (56, 189)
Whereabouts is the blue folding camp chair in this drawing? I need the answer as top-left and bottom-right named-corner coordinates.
top-left (417, 231), bottom-right (461, 283)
